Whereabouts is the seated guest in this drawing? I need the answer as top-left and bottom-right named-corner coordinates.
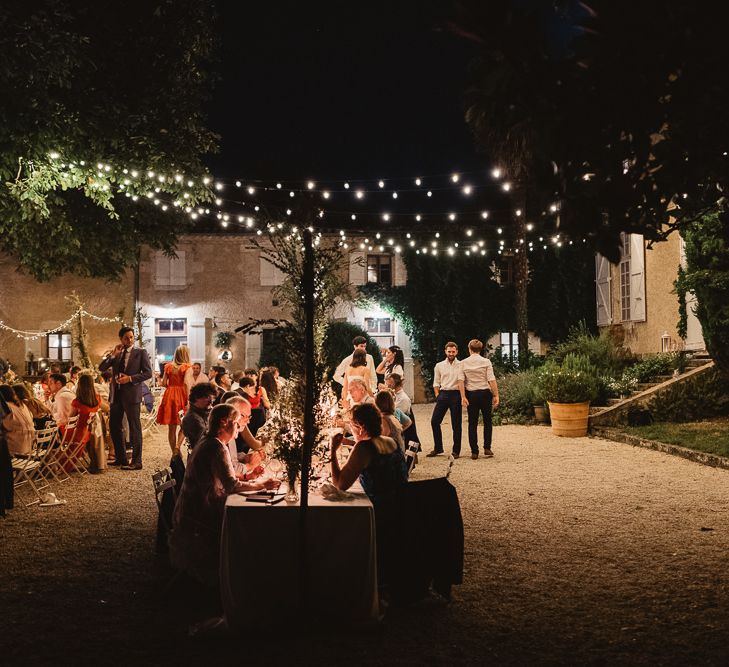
top-left (63, 373), bottom-right (107, 471)
top-left (385, 373), bottom-right (411, 414)
top-left (191, 362), bottom-right (209, 385)
top-left (0, 385), bottom-right (35, 456)
top-left (48, 372), bottom-right (75, 428)
top-left (237, 376), bottom-right (268, 436)
top-left (258, 367), bottom-right (279, 405)
top-left (374, 390), bottom-right (411, 452)
top-left (12, 383), bottom-right (53, 429)
top-left (214, 369), bottom-right (232, 393)
top-left (181, 383), bottom-right (218, 449)
top-left (169, 403), bottom-right (280, 585)
top-left (225, 395), bottom-right (266, 476)
top-left (230, 370), bottom-right (244, 391)
top-left (66, 366), bottom-right (82, 390)
top-left (331, 403), bottom-right (407, 502)
top-left (340, 376), bottom-right (375, 411)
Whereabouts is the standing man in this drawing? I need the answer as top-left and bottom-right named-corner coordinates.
top-left (99, 326), bottom-right (152, 470)
top-left (461, 339), bottom-right (500, 460)
top-left (428, 342), bottom-right (465, 458)
top-left (334, 335), bottom-right (377, 394)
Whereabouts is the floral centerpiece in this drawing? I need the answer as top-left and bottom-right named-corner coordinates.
top-left (256, 378), bottom-right (337, 501)
top-left (537, 354), bottom-right (599, 437)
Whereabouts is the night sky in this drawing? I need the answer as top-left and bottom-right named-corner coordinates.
top-left (205, 1), bottom-right (482, 183)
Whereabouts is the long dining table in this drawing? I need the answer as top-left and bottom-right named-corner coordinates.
top-left (219, 483), bottom-right (380, 628)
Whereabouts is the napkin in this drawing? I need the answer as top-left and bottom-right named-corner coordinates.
top-left (319, 482), bottom-right (356, 502)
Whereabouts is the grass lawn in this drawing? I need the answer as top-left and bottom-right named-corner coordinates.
top-left (624, 418), bottom-right (729, 457)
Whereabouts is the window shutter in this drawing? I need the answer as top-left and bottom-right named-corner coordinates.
top-left (349, 251), bottom-right (366, 286)
top-left (629, 234), bottom-right (646, 322)
top-left (154, 252), bottom-right (171, 286)
top-left (259, 256), bottom-right (285, 286)
top-left (393, 253), bottom-right (407, 286)
top-left (595, 254), bottom-right (612, 326)
top-left (169, 251), bottom-right (186, 287)
top-left (188, 320), bottom-right (206, 364)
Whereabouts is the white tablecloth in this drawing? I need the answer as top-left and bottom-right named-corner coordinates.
top-left (220, 484), bottom-right (379, 628)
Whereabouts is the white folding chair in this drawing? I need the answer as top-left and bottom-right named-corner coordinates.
top-left (11, 429), bottom-right (53, 507)
top-left (35, 426), bottom-right (68, 484)
top-left (46, 415), bottom-right (79, 483)
top-left (404, 440), bottom-right (420, 477)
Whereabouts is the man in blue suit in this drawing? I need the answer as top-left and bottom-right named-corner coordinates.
top-left (99, 326), bottom-right (152, 470)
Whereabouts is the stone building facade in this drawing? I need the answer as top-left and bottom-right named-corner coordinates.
top-left (595, 231), bottom-right (704, 355)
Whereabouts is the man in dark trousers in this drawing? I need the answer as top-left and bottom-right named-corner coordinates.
top-left (99, 326), bottom-right (152, 470)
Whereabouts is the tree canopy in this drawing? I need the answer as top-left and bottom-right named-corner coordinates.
top-left (454, 0), bottom-right (729, 261)
top-left (0, 1), bottom-right (218, 281)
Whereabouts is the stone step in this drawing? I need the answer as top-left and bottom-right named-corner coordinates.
top-left (636, 382), bottom-right (658, 391)
top-left (686, 358), bottom-right (711, 368)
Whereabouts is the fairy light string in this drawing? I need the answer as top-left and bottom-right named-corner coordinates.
top-left (0, 309), bottom-right (122, 341)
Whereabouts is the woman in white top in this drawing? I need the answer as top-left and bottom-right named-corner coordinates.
top-left (342, 349), bottom-right (374, 403)
top-left (0, 385), bottom-right (35, 456)
top-left (376, 345), bottom-right (405, 391)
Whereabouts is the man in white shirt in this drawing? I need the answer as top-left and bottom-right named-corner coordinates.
top-left (461, 339), bottom-right (500, 459)
top-left (428, 341), bottom-right (465, 458)
top-left (333, 335), bottom-right (377, 394)
top-left (386, 373), bottom-right (411, 414)
top-left (191, 362), bottom-right (210, 385)
top-left (48, 372), bottom-right (75, 427)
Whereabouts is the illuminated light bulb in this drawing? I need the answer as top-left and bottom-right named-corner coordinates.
top-left (97, 163), bottom-right (104, 170)
top-left (197, 208), bottom-right (204, 214)
top-left (519, 238), bottom-right (524, 244)
top-left (221, 221), bottom-right (229, 228)
top-left (131, 195), bottom-right (138, 201)
top-left (322, 191), bottom-right (330, 199)
top-left (379, 245), bottom-right (384, 251)
top-left (448, 247), bottom-right (455, 256)
top-left (682, 193), bottom-right (688, 199)
top-left (344, 182), bottom-right (350, 189)
top-left (339, 230), bottom-right (345, 235)
top-left (276, 183), bottom-right (282, 189)
top-left (254, 206), bottom-right (260, 211)
top-left (491, 168), bottom-right (502, 179)
top-left (319, 211), bottom-right (324, 218)
top-left (549, 203), bottom-right (558, 213)
top-left (431, 249), bottom-right (438, 256)
top-left (238, 215), bottom-right (245, 222)
top-left (466, 229), bottom-right (473, 237)
top-left (146, 192), bottom-right (154, 199)
top-left (183, 192), bottom-right (190, 199)
top-left (154, 199), bottom-right (160, 205)
top-left (539, 237), bottom-right (544, 242)
top-left (497, 228), bottom-right (503, 234)
top-left (307, 181), bottom-right (315, 190)
top-left (355, 190), bottom-right (364, 199)
top-left (289, 191), bottom-right (295, 197)
top-left (79, 160), bottom-right (85, 166)
top-left (161, 205), bottom-right (168, 211)
top-left (122, 168), bottom-right (128, 174)
top-left (131, 170), bottom-right (138, 177)
top-left (557, 241), bottom-right (563, 247)
top-left (234, 180), bottom-right (241, 187)
top-left (187, 180), bottom-right (194, 187)
top-left (215, 198), bottom-right (222, 206)
top-left (435, 232), bottom-right (440, 238)
top-left (343, 243), bottom-right (349, 249)
top-left (191, 213), bottom-right (198, 220)
top-left (351, 214), bottom-right (356, 220)
top-left (451, 173), bottom-right (460, 183)
top-left (388, 238), bottom-right (394, 245)
top-left (376, 233), bottom-right (381, 239)
top-left (158, 175), bottom-right (166, 182)
top-left (448, 213), bottom-right (456, 221)
top-left (123, 178), bottom-right (131, 185)
top-left (378, 180), bottom-right (385, 188)
top-left (526, 223), bottom-right (534, 231)
top-left (502, 182), bottom-right (512, 192)
top-left (257, 230), bottom-right (262, 236)
top-left (395, 245), bottom-right (402, 253)
top-left (202, 176), bottom-right (211, 185)
top-left (223, 214), bottom-right (230, 221)
top-left (480, 249), bottom-right (486, 256)
top-left (515, 209), bottom-right (522, 217)
top-left (478, 240), bottom-right (484, 247)
top-left (415, 178), bottom-right (421, 186)
top-left (392, 192), bottom-right (398, 199)
top-left (406, 233), bottom-right (411, 238)
top-left (175, 174), bottom-right (183, 182)
top-left (248, 186), bottom-right (255, 195)
top-left (104, 165), bottom-right (111, 172)
top-left (481, 211), bottom-right (489, 219)
top-left (409, 240), bottom-right (415, 247)
top-left (471, 244), bottom-right (478, 252)
top-left (552, 236), bottom-right (559, 243)
top-left (415, 214), bottom-right (422, 221)
top-left (368, 246), bottom-right (373, 251)
top-left (49, 151), bottom-right (60, 159)
top-left (427, 191), bottom-right (432, 197)
top-left (246, 218), bottom-right (254, 226)
top-left (286, 209), bottom-right (292, 215)
top-left (463, 185), bottom-right (472, 196)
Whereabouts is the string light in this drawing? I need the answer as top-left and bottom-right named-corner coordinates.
top-left (0, 309), bottom-right (122, 341)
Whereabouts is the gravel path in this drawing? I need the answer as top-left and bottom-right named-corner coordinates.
top-left (2, 405), bottom-right (729, 666)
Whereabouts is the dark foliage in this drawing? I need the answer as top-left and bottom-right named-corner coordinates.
top-left (649, 368), bottom-right (729, 423)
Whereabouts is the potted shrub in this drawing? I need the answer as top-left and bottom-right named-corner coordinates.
top-left (537, 354), bottom-right (599, 437)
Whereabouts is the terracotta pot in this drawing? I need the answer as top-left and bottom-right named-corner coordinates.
top-left (533, 405), bottom-right (548, 424)
top-left (547, 401), bottom-right (590, 437)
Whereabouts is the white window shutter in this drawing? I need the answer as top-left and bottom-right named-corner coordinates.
top-left (188, 320), bottom-right (206, 365)
top-left (169, 251), bottom-right (186, 287)
top-left (629, 234), bottom-right (646, 322)
top-left (259, 256), bottom-right (285, 286)
top-left (349, 251), bottom-right (366, 286)
top-left (595, 254), bottom-right (612, 326)
top-left (154, 252), bottom-right (171, 286)
top-left (393, 253), bottom-right (407, 286)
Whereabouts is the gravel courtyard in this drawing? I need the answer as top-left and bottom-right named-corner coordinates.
top-left (2, 404), bottom-right (729, 666)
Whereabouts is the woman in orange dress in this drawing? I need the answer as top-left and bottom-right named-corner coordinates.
top-left (156, 345), bottom-right (194, 455)
top-left (64, 373), bottom-right (107, 472)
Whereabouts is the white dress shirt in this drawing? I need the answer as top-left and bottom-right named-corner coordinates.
top-left (461, 354), bottom-right (496, 390)
top-left (433, 358), bottom-right (464, 391)
top-left (52, 386), bottom-right (76, 426)
top-left (393, 388), bottom-right (412, 414)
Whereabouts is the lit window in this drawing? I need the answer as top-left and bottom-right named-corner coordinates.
top-left (365, 317), bottom-right (391, 334)
top-left (367, 255), bottom-right (392, 285)
top-left (47, 332), bottom-right (72, 361)
top-left (500, 332), bottom-right (519, 364)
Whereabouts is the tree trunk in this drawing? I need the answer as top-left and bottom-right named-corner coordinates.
top-left (514, 205), bottom-right (530, 368)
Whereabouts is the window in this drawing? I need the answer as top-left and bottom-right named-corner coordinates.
top-left (47, 332), bottom-right (72, 361)
top-left (367, 255), bottom-right (392, 285)
top-left (365, 317), bottom-right (391, 334)
top-left (155, 318), bottom-right (187, 372)
top-left (497, 258), bottom-right (514, 286)
top-left (619, 233), bottom-right (631, 321)
top-left (500, 332), bottom-right (519, 363)
top-left (260, 256), bottom-right (285, 286)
